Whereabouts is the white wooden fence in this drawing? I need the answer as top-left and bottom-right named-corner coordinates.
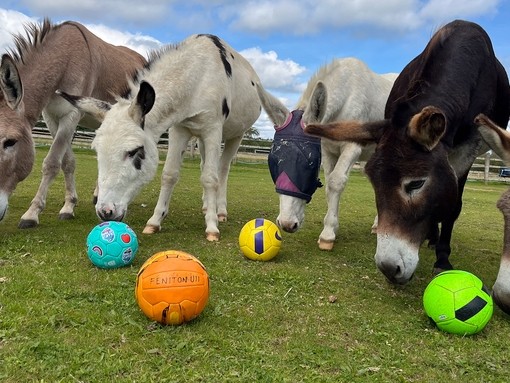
top-left (32, 125), bottom-right (510, 183)
top-left (32, 125), bottom-right (271, 157)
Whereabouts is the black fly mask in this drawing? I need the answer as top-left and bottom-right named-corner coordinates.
top-left (268, 110), bottom-right (322, 203)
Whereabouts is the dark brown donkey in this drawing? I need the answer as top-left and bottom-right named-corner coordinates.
top-left (0, 18), bottom-right (146, 225)
top-left (305, 20), bottom-right (510, 284)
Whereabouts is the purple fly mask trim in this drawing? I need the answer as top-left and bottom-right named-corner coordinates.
top-left (268, 109), bottom-right (322, 203)
top-left (275, 171), bottom-right (301, 194)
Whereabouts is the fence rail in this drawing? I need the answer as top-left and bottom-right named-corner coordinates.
top-left (32, 125), bottom-right (272, 157)
top-left (32, 125), bottom-right (510, 183)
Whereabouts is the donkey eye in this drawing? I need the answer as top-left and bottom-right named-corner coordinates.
top-left (127, 146), bottom-right (144, 158)
top-left (126, 146), bottom-right (145, 170)
top-left (405, 179), bottom-right (425, 194)
top-left (4, 139), bottom-right (17, 149)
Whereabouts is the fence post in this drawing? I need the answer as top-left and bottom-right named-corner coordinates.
top-left (484, 151), bottom-right (491, 185)
top-left (189, 137), bottom-right (197, 159)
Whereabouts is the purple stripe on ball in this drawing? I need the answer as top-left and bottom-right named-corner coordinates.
top-left (254, 230), bottom-right (264, 254)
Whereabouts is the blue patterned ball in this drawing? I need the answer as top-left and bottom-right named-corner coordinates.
top-left (86, 221), bottom-right (138, 269)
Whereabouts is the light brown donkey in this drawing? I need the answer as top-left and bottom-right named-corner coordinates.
top-left (0, 18), bottom-right (146, 225)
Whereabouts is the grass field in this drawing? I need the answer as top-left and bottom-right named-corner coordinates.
top-left (1, 146), bottom-right (510, 382)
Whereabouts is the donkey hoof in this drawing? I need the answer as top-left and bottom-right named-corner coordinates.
top-left (142, 225), bottom-right (160, 234)
top-left (318, 239), bottom-right (334, 251)
top-left (18, 219), bottom-right (38, 229)
top-left (432, 264), bottom-right (452, 275)
top-left (218, 214), bottom-right (228, 223)
top-left (59, 213), bottom-right (75, 220)
top-left (492, 290), bottom-right (510, 316)
top-left (206, 232), bottom-right (220, 242)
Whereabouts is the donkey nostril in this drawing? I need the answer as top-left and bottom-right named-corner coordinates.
top-left (283, 222), bottom-right (299, 233)
top-left (100, 208), bottom-right (113, 220)
top-left (378, 261), bottom-right (402, 283)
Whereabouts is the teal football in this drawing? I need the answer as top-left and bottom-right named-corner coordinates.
top-left (423, 270), bottom-right (493, 335)
top-left (86, 221), bottom-right (138, 269)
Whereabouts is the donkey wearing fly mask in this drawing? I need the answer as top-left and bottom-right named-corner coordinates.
top-left (257, 57), bottom-right (396, 250)
top-left (59, 34), bottom-right (261, 241)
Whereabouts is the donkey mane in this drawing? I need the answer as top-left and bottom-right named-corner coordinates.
top-left (123, 43), bottom-right (183, 99)
top-left (146, 43), bottom-right (182, 67)
top-left (296, 61), bottom-right (339, 110)
top-left (8, 18), bottom-right (54, 65)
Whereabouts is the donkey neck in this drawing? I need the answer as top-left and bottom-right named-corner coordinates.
top-left (137, 81), bottom-right (199, 142)
top-left (17, 53), bottom-right (68, 126)
top-left (14, 23), bottom-right (91, 126)
top-left (141, 105), bottom-right (183, 143)
top-left (135, 40), bottom-right (222, 142)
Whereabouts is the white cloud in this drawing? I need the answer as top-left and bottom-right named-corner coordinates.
top-left (240, 46), bottom-right (308, 138)
top-left (254, 111), bottom-right (276, 139)
top-left (229, 0), bottom-right (500, 35)
top-left (419, 0), bottom-right (499, 20)
top-left (0, 9), bottom-right (38, 53)
top-left (241, 47), bottom-right (306, 91)
top-left (6, 1), bottom-right (502, 44)
top-left (85, 24), bottom-right (162, 57)
top-left (16, 0), bottom-right (170, 25)
top-left (0, 9), bottom-right (161, 59)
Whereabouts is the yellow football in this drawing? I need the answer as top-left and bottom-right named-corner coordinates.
top-left (239, 218), bottom-right (282, 261)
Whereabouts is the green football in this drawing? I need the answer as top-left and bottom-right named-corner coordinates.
top-left (423, 270), bottom-right (493, 335)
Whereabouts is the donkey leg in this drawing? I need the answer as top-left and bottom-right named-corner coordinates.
top-left (58, 145), bottom-right (78, 220)
top-left (197, 139), bottom-right (208, 215)
top-left (19, 114), bottom-right (79, 228)
top-left (199, 130), bottom-right (222, 241)
top-left (318, 143), bottom-right (362, 250)
top-left (432, 173), bottom-right (468, 273)
top-left (216, 136), bottom-right (243, 222)
top-left (493, 189), bottom-right (510, 314)
top-left (317, 149), bottom-right (338, 250)
top-left (143, 128), bottom-right (191, 234)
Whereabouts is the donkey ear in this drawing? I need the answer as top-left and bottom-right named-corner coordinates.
top-left (408, 106), bottom-right (446, 151)
top-left (306, 81), bottom-right (327, 123)
top-left (128, 81), bottom-right (155, 127)
top-left (475, 113), bottom-right (510, 164)
top-left (56, 90), bottom-right (111, 122)
top-left (305, 119), bottom-right (388, 145)
top-left (0, 54), bottom-right (23, 110)
top-left (255, 83), bottom-right (289, 127)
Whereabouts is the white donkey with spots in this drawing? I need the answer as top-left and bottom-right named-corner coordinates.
top-left (59, 34), bottom-right (261, 241)
top-left (257, 58), bottom-right (396, 250)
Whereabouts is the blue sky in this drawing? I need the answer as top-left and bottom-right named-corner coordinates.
top-left (0, 0), bottom-right (509, 138)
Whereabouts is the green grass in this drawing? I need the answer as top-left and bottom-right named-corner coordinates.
top-left (1, 146), bottom-right (510, 382)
